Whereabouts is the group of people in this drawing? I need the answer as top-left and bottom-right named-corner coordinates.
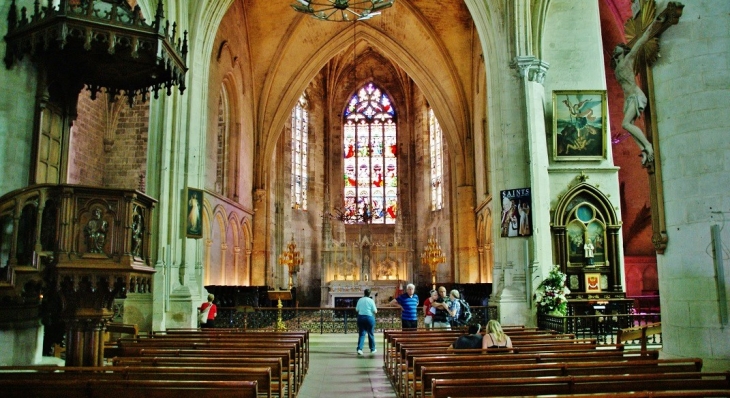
top-left (451, 320), bottom-right (513, 350)
top-left (423, 286), bottom-right (463, 329)
top-left (354, 283), bottom-right (511, 356)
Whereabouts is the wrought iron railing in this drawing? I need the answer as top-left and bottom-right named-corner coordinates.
top-left (214, 305), bottom-right (498, 333)
top-left (213, 306), bottom-right (660, 348)
top-left (538, 312), bottom-right (662, 346)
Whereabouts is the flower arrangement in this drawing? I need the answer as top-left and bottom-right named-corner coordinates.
top-left (534, 265), bottom-right (571, 316)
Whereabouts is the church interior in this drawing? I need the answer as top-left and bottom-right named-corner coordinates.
top-left (0, 0), bottom-right (728, 375)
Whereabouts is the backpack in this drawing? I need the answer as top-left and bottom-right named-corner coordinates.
top-left (456, 299), bottom-right (472, 325)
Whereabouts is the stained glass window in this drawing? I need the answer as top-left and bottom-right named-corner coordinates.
top-left (429, 109), bottom-right (443, 211)
top-left (342, 82), bottom-right (397, 224)
top-left (291, 95), bottom-right (308, 210)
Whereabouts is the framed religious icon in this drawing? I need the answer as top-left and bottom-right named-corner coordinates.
top-left (499, 188), bottom-right (533, 238)
top-left (186, 188), bottom-right (203, 239)
top-left (552, 90), bottom-right (607, 161)
top-left (585, 273), bottom-right (602, 293)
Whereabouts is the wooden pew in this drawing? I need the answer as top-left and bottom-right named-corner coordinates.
top-left (416, 358), bottom-right (704, 398)
top-left (480, 391), bottom-right (730, 398)
top-left (402, 349), bottom-right (654, 398)
top-left (121, 332), bottom-right (307, 384)
top-left (0, 365), bottom-right (272, 398)
top-left (0, 379), bottom-right (258, 398)
top-left (618, 322), bottom-right (662, 351)
top-left (116, 340), bottom-right (301, 392)
top-left (395, 343), bottom-right (618, 396)
top-left (113, 356), bottom-right (289, 398)
top-left (147, 329), bottom-right (309, 374)
top-left (430, 372), bottom-right (730, 398)
top-left (385, 331), bottom-right (583, 380)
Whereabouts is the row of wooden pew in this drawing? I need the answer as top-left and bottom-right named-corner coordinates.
top-left (382, 326), bottom-right (730, 398)
top-left (0, 328), bottom-right (309, 398)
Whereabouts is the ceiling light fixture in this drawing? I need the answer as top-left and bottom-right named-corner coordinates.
top-left (291, 0), bottom-right (394, 22)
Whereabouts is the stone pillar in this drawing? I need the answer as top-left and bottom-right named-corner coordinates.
top-left (455, 185), bottom-right (479, 282)
top-left (251, 188), bottom-right (269, 286)
top-left (511, 56), bottom-right (552, 284)
top-left (0, 303), bottom-right (43, 366)
top-left (651, 0), bottom-right (730, 372)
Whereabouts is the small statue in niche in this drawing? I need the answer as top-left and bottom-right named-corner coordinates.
top-left (84, 208), bottom-right (108, 254)
top-left (583, 238), bottom-right (595, 265)
top-left (131, 213), bottom-right (144, 257)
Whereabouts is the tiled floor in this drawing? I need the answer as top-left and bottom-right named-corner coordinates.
top-left (297, 332), bottom-right (397, 398)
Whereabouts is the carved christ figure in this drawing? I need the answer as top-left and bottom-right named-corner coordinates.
top-left (611, 13), bottom-right (664, 166)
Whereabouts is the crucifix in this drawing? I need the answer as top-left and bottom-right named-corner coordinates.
top-left (612, 0), bottom-right (683, 253)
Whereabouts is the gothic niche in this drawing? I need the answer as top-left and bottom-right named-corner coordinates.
top-left (551, 181), bottom-right (623, 294)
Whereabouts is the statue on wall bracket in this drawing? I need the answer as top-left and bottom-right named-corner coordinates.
top-left (613, 0), bottom-right (684, 253)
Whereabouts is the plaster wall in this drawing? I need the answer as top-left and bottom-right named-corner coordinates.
top-left (0, 1), bottom-right (37, 194)
top-left (651, 0), bottom-right (730, 372)
top-left (542, 0), bottom-right (623, 279)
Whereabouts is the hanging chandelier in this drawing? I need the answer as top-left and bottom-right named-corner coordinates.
top-left (279, 236), bottom-right (303, 289)
top-left (291, 0), bottom-right (395, 22)
top-left (421, 235), bottom-right (446, 289)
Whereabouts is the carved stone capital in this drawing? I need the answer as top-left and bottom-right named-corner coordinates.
top-left (510, 56), bottom-right (550, 84)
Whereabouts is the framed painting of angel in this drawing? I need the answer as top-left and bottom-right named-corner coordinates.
top-left (552, 90), bottom-right (607, 161)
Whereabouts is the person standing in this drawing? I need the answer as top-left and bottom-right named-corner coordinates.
top-left (423, 289), bottom-right (438, 329)
top-left (200, 293), bottom-right (217, 328)
top-left (394, 283), bottom-right (419, 329)
top-left (431, 286), bottom-right (451, 329)
top-left (446, 290), bottom-right (462, 328)
top-left (355, 289), bottom-right (378, 355)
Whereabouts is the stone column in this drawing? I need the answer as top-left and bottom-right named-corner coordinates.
top-left (251, 188), bottom-right (269, 286)
top-left (511, 56), bottom-right (552, 284)
top-left (651, 0), bottom-right (730, 372)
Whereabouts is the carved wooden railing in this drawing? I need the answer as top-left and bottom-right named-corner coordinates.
top-left (0, 184), bottom-right (156, 365)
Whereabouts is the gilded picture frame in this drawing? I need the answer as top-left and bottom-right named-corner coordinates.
top-left (553, 90), bottom-right (607, 161)
top-left (585, 272), bottom-right (602, 293)
top-left (186, 188), bottom-right (203, 239)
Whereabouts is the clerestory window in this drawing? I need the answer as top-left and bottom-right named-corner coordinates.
top-left (429, 109), bottom-right (444, 211)
top-left (291, 95), bottom-right (308, 210)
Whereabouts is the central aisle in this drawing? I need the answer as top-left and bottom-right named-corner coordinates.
top-left (297, 332), bottom-right (397, 398)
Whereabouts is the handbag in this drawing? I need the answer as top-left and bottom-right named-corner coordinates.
top-left (198, 304), bottom-right (211, 324)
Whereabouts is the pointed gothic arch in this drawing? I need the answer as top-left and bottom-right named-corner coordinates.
top-left (551, 182), bottom-right (623, 293)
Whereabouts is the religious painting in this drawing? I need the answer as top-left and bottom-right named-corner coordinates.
top-left (186, 188), bottom-right (203, 239)
top-left (553, 90), bottom-right (607, 161)
top-left (499, 188), bottom-right (532, 238)
top-left (585, 273), bottom-right (602, 293)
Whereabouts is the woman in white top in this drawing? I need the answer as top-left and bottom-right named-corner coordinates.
top-left (355, 289), bottom-right (378, 355)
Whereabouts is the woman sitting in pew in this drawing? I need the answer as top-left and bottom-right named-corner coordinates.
top-left (482, 320), bottom-right (513, 349)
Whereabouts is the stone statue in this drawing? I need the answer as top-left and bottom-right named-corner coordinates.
top-left (84, 208), bottom-right (108, 254)
top-left (611, 13), bottom-right (663, 166)
top-left (131, 213), bottom-right (143, 257)
top-left (584, 239), bottom-right (595, 265)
